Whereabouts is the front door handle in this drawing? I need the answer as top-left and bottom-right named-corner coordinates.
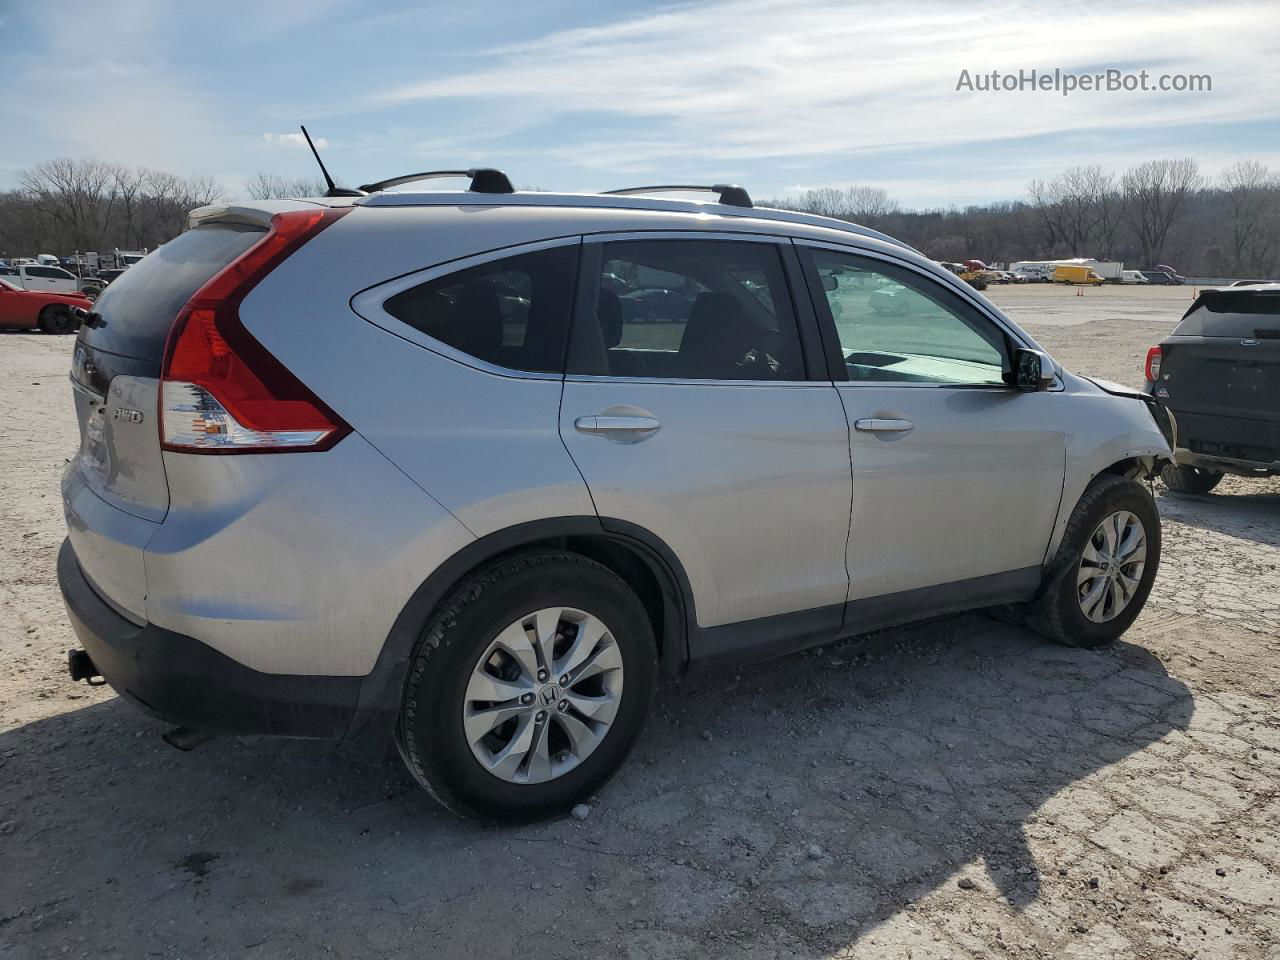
top-left (854, 418), bottom-right (914, 433)
top-left (574, 415), bottom-right (661, 443)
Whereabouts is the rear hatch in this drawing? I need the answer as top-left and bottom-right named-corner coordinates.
top-left (1159, 288), bottom-right (1280, 463)
top-left (66, 220), bottom-right (266, 615)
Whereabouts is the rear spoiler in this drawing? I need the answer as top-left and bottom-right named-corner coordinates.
top-left (187, 199), bottom-right (341, 231)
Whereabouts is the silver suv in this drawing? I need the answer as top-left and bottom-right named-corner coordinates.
top-left (59, 176), bottom-right (1173, 819)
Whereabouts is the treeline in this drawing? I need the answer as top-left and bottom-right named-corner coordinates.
top-left (4, 156), bottom-right (1278, 278)
top-left (770, 158), bottom-right (1280, 278)
top-left (0, 160), bottom-right (327, 259)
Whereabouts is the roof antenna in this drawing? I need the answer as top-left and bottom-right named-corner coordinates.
top-left (300, 125), bottom-right (366, 197)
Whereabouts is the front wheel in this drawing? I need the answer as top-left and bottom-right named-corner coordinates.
top-left (39, 305), bottom-right (77, 335)
top-left (396, 552), bottom-right (656, 820)
top-left (1161, 463), bottom-right (1222, 495)
top-left (1029, 475), bottom-right (1161, 649)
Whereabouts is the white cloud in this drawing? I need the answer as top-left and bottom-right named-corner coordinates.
top-left (370, 0), bottom-right (1280, 174)
top-left (263, 132), bottom-right (329, 148)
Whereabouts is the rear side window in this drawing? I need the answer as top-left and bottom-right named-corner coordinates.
top-left (82, 224), bottom-right (264, 362)
top-left (1173, 292), bottom-right (1280, 339)
top-left (383, 244), bottom-right (579, 374)
top-left (567, 239), bottom-right (804, 381)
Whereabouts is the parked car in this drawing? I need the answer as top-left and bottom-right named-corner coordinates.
top-left (1121, 270), bottom-right (1150, 284)
top-left (1141, 270), bottom-right (1185, 285)
top-left (16, 263), bottom-right (81, 294)
top-left (60, 184), bottom-right (1173, 819)
top-left (95, 267), bottom-right (129, 286)
top-left (1145, 284), bottom-right (1280, 493)
top-left (0, 277), bottom-right (89, 333)
top-left (1229, 279), bottom-right (1273, 287)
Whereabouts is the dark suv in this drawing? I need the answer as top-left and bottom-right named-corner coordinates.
top-left (1146, 285), bottom-right (1280, 492)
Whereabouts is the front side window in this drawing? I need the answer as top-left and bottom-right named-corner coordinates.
top-left (568, 239), bottom-right (803, 381)
top-left (807, 248), bottom-right (1008, 386)
top-left (383, 244), bottom-right (578, 374)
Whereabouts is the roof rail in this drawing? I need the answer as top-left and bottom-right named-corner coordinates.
top-left (600, 183), bottom-right (752, 208)
top-left (358, 168), bottom-right (515, 195)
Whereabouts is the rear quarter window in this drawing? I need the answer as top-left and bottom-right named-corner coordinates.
top-left (382, 244), bottom-right (579, 374)
top-left (81, 224), bottom-right (264, 362)
top-left (1173, 292), bottom-right (1280, 339)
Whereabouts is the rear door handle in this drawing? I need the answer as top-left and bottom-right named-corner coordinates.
top-left (854, 418), bottom-right (914, 433)
top-left (574, 415), bottom-right (661, 443)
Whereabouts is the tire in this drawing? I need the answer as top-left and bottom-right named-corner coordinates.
top-left (38, 305), bottom-right (77, 335)
top-left (1161, 463), bottom-right (1222, 495)
top-left (396, 551), bottom-right (657, 820)
top-left (1027, 474), bottom-right (1161, 649)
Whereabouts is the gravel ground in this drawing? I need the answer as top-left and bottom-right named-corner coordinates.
top-left (2, 283), bottom-right (1278, 959)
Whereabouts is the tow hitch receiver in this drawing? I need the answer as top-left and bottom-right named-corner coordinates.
top-left (67, 649), bottom-right (105, 686)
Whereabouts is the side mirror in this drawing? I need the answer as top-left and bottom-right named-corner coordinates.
top-left (1009, 348), bottom-right (1055, 391)
top-left (821, 274), bottom-right (838, 292)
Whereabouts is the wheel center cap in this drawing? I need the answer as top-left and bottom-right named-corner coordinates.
top-left (539, 684), bottom-right (562, 707)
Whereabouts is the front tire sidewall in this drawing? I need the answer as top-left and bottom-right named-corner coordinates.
top-left (399, 555), bottom-right (656, 820)
top-left (1044, 478), bottom-right (1161, 648)
top-left (40, 306), bottom-right (76, 335)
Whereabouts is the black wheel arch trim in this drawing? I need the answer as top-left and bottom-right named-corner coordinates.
top-left (344, 515), bottom-right (695, 757)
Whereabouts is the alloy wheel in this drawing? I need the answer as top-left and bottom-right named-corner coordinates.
top-left (1076, 510), bottom-right (1148, 623)
top-left (463, 607), bottom-right (624, 784)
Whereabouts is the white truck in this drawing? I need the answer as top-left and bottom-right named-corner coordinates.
top-left (16, 263), bottom-right (80, 294)
top-left (111, 248), bottom-right (148, 269)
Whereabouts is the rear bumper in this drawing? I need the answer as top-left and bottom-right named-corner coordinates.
top-left (58, 538), bottom-right (360, 738)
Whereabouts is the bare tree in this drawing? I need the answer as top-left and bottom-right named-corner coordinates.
top-left (775, 185), bottom-right (900, 225)
top-left (1121, 158), bottom-right (1204, 267)
top-left (1085, 167), bottom-right (1124, 259)
top-left (1219, 161), bottom-right (1280, 278)
top-left (20, 158), bottom-right (118, 251)
top-left (244, 173), bottom-right (328, 200)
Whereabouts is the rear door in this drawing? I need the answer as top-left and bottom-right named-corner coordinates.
top-left (798, 242), bottom-right (1067, 619)
top-left (559, 233), bottom-right (852, 653)
top-left (1158, 290), bottom-right (1280, 463)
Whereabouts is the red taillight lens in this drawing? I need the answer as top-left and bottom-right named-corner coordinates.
top-left (1144, 346), bottom-right (1163, 382)
top-left (160, 208), bottom-right (351, 453)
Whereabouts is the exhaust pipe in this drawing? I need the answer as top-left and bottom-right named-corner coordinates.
top-left (67, 649), bottom-right (103, 685)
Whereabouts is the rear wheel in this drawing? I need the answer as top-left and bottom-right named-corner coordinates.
top-left (396, 552), bottom-right (656, 820)
top-left (38, 305), bottom-right (77, 335)
top-left (1028, 475), bottom-right (1160, 649)
top-left (1160, 463), bottom-right (1222, 495)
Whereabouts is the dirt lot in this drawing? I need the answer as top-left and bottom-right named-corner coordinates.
top-left (2, 284), bottom-right (1278, 960)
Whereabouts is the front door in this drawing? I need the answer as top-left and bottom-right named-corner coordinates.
top-left (798, 242), bottom-right (1067, 618)
top-left (560, 234), bottom-right (852, 649)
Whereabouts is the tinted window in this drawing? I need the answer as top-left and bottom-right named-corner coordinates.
top-left (1172, 291), bottom-right (1280, 338)
top-left (808, 249), bottom-right (1008, 385)
top-left (384, 245), bottom-right (578, 374)
top-left (82, 224), bottom-right (264, 362)
top-left (568, 239), bottom-right (803, 381)
top-left (26, 267), bottom-right (61, 279)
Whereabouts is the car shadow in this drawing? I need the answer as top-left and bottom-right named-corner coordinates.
top-left (1157, 486), bottom-right (1280, 548)
top-left (0, 616), bottom-right (1192, 958)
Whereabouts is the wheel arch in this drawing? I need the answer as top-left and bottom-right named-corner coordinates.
top-left (343, 516), bottom-right (693, 758)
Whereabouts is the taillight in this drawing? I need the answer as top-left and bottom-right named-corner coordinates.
top-left (1144, 346), bottom-right (1163, 382)
top-left (160, 208), bottom-right (351, 453)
